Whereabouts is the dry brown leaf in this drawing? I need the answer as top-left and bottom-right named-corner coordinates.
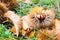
top-left (0, 3), bottom-right (8, 23)
top-left (10, 26), bottom-right (16, 35)
top-left (0, 0), bottom-right (18, 10)
top-left (54, 19), bottom-right (60, 40)
top-left (4, 11), bottom-right (22, 36)
top-left (0, 0), bottom-right (18, 23)
top-left (28, 31), bottom-right (35, 38)
top-left (37, 31), bottom-right (47, 40)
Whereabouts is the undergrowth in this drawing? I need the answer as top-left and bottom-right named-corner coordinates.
top-left (0, 0), bottom-right (60, 40)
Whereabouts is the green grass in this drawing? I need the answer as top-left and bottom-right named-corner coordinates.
top-left (0, 0), bottom-right (60, 40)
top-left (0, 24), bottom-right (17, 40)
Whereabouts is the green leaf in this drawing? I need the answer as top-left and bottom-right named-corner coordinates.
top-left (56, 12), bottom-right (60, 18)
top-left (31, 0), bottom-right (40, 4)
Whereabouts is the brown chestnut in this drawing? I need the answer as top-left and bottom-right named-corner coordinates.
top-left (36, 14), bottom-right (46, 21)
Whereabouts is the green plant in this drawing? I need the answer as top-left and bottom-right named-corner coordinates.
top-left (0, 24), bottom-right (17, 40)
